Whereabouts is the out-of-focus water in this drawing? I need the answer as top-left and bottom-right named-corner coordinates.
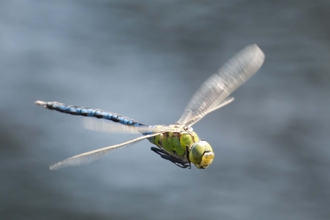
top-left (1, 0), bottom-right (329, 219)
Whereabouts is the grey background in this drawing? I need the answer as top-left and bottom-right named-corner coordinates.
top-left (1, 0), bottom-right (329, 219)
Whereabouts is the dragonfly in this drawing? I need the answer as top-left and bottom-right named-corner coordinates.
top-left (35, 44), bottom-right (265, 170)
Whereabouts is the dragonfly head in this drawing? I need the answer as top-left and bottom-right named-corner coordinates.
top-left (189, 141), bottom-right (214, 169)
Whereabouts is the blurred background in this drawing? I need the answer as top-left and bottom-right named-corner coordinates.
top-left (1, 0), bottom-right (329, 219)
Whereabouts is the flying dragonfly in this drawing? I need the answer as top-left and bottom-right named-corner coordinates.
top-left (35, 44), bottom-right (265, 170)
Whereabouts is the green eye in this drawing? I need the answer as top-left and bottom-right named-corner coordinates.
top-left (189, 141), bottom-right (214, 169)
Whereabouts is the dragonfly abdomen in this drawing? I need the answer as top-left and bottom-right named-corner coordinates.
top-left (35, 101), bottom-right (146, 127)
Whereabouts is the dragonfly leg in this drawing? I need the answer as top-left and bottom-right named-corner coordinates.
top-left (150, 147), bottom-right (190, 169)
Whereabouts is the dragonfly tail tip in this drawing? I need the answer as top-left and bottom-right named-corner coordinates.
top-left (35, 100), bottom-right (46, 106)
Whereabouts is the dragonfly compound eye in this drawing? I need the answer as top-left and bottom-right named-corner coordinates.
top-left (189, 141), bottom-right (214, 169)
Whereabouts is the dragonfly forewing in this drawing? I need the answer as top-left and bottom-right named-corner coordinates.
top-left (176, 44), bottom-right (265, 127)
top-left (183, 97), bottom-right (235, 126)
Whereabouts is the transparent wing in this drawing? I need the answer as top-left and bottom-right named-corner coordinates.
top-left (50, 133), bottom-right (161, 170)
top-left (176, 44), bottom-right (265, 127)
top-left (207, 97), bottom-right (235, 115)
top-left (187, 97), bottom-right (235, 124)
top-left (83, 118), bottom-right (162, 134)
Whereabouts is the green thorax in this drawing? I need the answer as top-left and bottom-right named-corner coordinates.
top-left (148, 125), bottom-right (200, 157)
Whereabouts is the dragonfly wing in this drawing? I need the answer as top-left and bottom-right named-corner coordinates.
top-left (180, 97), bottom-right (234, 127)
top-left (83, 118), bottom-right (160, 134)
top-left (207, 97), bottom-right (235, 114)
top-left (176, 44), bottom-right (265, 127)
top-left (50, 133), bottom-right (161, 170)
top-left (196, 97), bottom-right (235, 122)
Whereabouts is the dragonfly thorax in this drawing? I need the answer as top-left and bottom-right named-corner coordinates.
top-left (149, 127), bottom-right (214, 169)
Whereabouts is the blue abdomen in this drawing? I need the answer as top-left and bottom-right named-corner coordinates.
top-left (37, 101), bottom-right (146, 127)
